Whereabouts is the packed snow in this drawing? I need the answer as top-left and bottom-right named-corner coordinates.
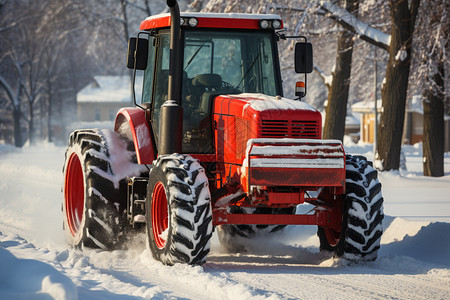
top-left (0, 140), bottom-right (450, 299)
top-left (233, 93), bottom-right (318, 113)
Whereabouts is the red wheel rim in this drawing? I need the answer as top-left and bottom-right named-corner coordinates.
top-left (65, 153), bottom-right (84, 236)
top-left (324, 228), bottom-right (341, 247)
top-left (152, 181), bottom-right (169, 249)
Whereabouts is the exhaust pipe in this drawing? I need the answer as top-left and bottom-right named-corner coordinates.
top-left (159, 0), bottom-right (183, 155)
top-left (167, 0), bottom-right (181, 102)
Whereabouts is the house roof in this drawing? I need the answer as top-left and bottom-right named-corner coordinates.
top-left (351, 100), bottom-right (383, 113)
top-left (77, 75), bottom-right (142, 103)
top-left (320, 111), bottom-right (360, 126)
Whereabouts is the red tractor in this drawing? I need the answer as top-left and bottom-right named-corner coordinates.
top-left (63, 0), bottom-right (383, 265)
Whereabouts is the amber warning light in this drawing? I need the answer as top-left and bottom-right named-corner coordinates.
top-left (295, 81), bottom-right (305, 98)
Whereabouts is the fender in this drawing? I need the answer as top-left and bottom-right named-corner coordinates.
top-left (114, 107), bottom-right (156, 164)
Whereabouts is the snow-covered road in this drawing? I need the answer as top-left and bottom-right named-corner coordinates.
top-left (0, 142), bottom-right (449, 299)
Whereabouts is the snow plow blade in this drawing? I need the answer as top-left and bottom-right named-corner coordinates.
top-left (241, 139), bottom-right (346, 193)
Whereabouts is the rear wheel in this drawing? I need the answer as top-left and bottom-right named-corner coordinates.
top-left (318, 155), bottom-right (384, 261)
top-left (63, 129), bottom-right (144, 249)
top-left (217, 206), bottom-right (296, 252)
top-left (146, 154), bottom-right (213, 265)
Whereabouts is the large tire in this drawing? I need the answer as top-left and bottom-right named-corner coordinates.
top-left (318, 155), bottom-right (384, 261)
top-left (62, 129), bottom-right (144, 249)
top-left (146, 154), bottom-right (213, 265)
top-left (217, 206), bottom-right (296, 252)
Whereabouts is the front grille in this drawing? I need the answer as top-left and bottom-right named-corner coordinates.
top-left (261, 120), bottom-right (289, 137)
top-left (291, 120), bottom-right (320, 137)
top-left (260, 120), bottom-right (320, 138)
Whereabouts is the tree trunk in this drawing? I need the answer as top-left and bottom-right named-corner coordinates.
top-left (28, 100), bottom-right (34, 145)
top-left (47, 79), bottom-right (53, 143)
top-left (423, 62), bottom-right (444, 177)
top-left (376, 0), bottom-right (420, 171)
top-left (323, 0), bottom-right (359, 141)
top-left (13, 106), bottom-right (22, 147)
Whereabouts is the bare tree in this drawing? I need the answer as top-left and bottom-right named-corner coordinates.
top-left (414, 0), bottom-right (449, 176)
top-left (322, 0), bottom-right (359, 141)
top-left (376, 0), bottom-right (420, 171)
top-left (0, 58), bottom-right (24, 147)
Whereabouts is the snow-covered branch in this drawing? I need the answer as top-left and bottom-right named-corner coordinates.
top-left (320, 1), bottom-right (390, 51)
top-left (313, 65), bottom-right (332, 90)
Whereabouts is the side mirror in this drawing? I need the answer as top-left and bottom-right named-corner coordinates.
top-left (127, 37), bottom-right (148, 70)
top-left (294, 42), bottom-right (313, 73)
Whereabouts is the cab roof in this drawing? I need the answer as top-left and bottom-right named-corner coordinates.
top-left (140, 12), bottom-right (283, 31)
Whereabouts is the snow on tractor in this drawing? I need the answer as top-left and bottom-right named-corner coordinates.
top-left (63, 0), bottom-right (384, 265)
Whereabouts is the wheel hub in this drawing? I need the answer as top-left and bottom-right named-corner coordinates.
top-left (152, 181), bottom-right (169, 249)
top-left (65, 153), bottom-right (84, 236)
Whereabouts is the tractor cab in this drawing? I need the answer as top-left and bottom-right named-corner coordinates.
top-left (147, 24), bottom-right (283, 154)
top-left (128, 13), bottom-right (298, 155)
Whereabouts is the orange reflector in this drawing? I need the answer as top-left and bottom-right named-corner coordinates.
top-left (296, 81), bottom-right (305, 88)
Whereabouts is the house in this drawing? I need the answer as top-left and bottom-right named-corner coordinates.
top-left (77, 75), bottom-right (142, 122)
top-left (352, 96), bottom-right (450, 151)
top-left (351, 99), bottom-right (382, 144)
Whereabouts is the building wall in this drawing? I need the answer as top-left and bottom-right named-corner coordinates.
top-left (356, 110), bottom-right (450, 152)
top-left (411, 112), bottom-right (423, 145)
top-left (362, 113), bottom-right (375, 143)
top-left (77, 102), bottom-right (126, 122)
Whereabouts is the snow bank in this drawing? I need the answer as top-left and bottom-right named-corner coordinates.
top-left (0, 245), bottom-right (77, 300)
top-left (0, 143), bottom-right (17, 154)
top-left (381, 222), bottom-right (450, 267)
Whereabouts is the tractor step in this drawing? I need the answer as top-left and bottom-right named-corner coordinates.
top-left (127, 177), bottom-right (148, 228)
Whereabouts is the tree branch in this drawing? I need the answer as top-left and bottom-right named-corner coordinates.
top-left (319, 1), bottom-right (390, 51)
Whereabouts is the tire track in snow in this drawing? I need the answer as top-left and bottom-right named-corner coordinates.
top-left (205, 253), bottom-right (450, 299)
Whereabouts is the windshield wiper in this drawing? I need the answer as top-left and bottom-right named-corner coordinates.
top-left (235, 52), bottom-right (261, 90)
top-left (184, 42), bottom-right (206, 71)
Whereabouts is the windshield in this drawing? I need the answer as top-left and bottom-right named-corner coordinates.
top-left (183, 30), bottom-right (278, 96)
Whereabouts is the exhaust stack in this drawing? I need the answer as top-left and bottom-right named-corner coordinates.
top-left (159, 0), bottom-right (183, 155)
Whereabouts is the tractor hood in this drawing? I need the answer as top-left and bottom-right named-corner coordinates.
top-left (212, 93), bottom-right (322, 140)
top-left (212, 93), bottom-right (323, 166)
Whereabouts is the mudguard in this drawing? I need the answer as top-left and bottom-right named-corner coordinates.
top-left (114, 107), bottom-right (156, 164)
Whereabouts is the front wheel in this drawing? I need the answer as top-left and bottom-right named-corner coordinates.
top-left (146, 154), bottom-right (213, 265)
top-left (318, 155), bottom-right (384, 261)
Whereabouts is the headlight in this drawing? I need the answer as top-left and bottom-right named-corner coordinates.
top-left (188, 17), bottom-right (198, 27)
top-left (272, 19), bottom-right (282, 29)
top-left (259, 20), bottom-right (270, 29)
